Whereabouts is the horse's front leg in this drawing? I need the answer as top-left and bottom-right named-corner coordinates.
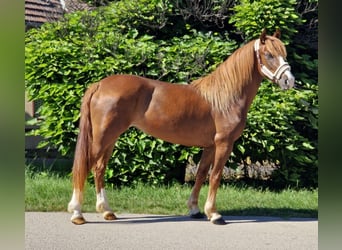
top-left (204, 141), bottom-right (233, 225)
top-left (187, 147), bottom-right (214, 218)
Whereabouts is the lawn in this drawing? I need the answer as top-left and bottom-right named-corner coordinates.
top-left (25, 170), bottom-right (318, 218)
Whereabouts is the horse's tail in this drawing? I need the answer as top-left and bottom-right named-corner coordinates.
top-left (72, 82), bottom-right (100, 197)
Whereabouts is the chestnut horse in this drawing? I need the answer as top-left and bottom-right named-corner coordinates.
top-left (68, 30), bottom-right (295, 225)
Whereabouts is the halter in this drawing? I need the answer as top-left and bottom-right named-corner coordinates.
top-left (254, 39), bottom-right (290, 83)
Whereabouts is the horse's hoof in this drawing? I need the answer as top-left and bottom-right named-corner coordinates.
top-left (190, 212), bottom-right (205, 219)
top-left (211, 217), bottom-right (227, 225)
top-left (71, 217), bottom-right (87, 225)
top-left (103, 211), bottom-right (117, 221)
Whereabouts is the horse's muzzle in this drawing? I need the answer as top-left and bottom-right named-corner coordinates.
top-left (277, 70), bottom-right (295, 90)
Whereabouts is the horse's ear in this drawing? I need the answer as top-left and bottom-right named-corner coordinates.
top-left (260, 29), bottom-right (267, 44)
top-left (273, 28), bottom-right (281, 39)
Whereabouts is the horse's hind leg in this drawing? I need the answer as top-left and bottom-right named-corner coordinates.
top-left (93, 143), bottom-right (117, 221)
top-left (68, 137), bottom-right (117, 224)
top-left (187, 147), bottom-right (214, 218)
top-left (68, 187), bottom-right (86, 224)
top-left (91, 107), bottom-right (131, 221)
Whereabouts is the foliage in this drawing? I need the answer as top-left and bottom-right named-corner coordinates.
top-left (172, 0), bottom-right (234, 30)
top-left (97, 128), bottom-right (200, 186)
top-left (229, 0), bottom-right (302, 43)
top-left (80, 0), bottom-right (113, 7)
top-left (26, 0), bottom-right (317, 188)
top-left (232, 83), bottom-right (318, 188)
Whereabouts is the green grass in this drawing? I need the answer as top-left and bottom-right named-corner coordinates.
top-left (25, 170), bottom-right (318, 218)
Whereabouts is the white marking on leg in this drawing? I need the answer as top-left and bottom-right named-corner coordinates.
top-left (71, 210), bottom-right (84, 221)
top-left (210, 212), bottom-right (223, 222)
top-left (204, 201), bottom-right (211, 219)
top-left (96, 188), bottom-right (112, 213)
top-left (204, 200), bottom-right (223, 222)
top-left (68, 189), bottom-right (84, 221)
top-left (204, 199), bottom-right (217, 219)
top-left (68, 189), bottom-right (81, 212)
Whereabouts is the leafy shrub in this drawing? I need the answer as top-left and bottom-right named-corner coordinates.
top-left (232, 83), bottom-right (318, 188)
top-left (98, 128), bottom-right (200, 186)
top-left (229, 0), bottom-right (302, 43)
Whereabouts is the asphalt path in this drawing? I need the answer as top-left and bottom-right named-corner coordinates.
top-left (25, 212), bottom-right (317, 250)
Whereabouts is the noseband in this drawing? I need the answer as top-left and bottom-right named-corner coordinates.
top-left (254, 39), bottom-right (290, 83)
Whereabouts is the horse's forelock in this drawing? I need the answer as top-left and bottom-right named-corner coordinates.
top-left (265, 37), bottom-right (287, 58)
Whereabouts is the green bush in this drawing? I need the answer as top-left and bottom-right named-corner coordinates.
top-left (26, 0), bottom-right (317, 188)
top-left (99, 128), bottom-right (200, 186)
top-left (232, 83), bottom-right (318, 188)
top-left (229, 0), bottom-right (302, 43)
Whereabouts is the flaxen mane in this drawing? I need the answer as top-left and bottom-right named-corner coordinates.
top-left (190, 40), bottom-right (255, 113)
top-left (190, 36), bottom-right (286, 113)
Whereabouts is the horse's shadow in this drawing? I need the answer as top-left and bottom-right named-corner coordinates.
top-left (85, 214), bottom-right (201, 225)
top-left (84, 211), bottom-right (317, 225)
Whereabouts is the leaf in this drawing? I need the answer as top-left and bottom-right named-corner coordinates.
top-left (286, 145), bottom-right (298, 151)
top-left (302, 142), bottom-right (315, 150)
top-left (237, 144), bottom-right (245, 154)
top-left (268, 145), bottom-right (275, 152)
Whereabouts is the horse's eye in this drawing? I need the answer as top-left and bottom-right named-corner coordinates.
top-left (265, 52), bottom-right (274, 59)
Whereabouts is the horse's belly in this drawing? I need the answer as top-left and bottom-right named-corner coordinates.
top-left (133, 118), bottom-right (215, 147)
top-left (137, 127), bottom-right (213, 147)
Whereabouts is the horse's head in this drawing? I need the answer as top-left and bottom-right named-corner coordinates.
top-left (254, 29), bottom-right (295, 90)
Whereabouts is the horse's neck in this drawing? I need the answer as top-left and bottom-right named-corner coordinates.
top-left (232, 71), bottom-right (263, 117)
top-left (190, 41), bottom-right (263, 114)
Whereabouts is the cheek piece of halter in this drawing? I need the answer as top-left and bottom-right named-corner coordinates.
top-left (254, 39), bottom-right (291, 83)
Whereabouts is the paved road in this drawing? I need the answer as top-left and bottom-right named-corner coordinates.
top-left (25, 212), bottom-right (317, 250)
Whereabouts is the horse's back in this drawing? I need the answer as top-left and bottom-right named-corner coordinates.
top-left (96, 74), bottom-right (154, 96)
